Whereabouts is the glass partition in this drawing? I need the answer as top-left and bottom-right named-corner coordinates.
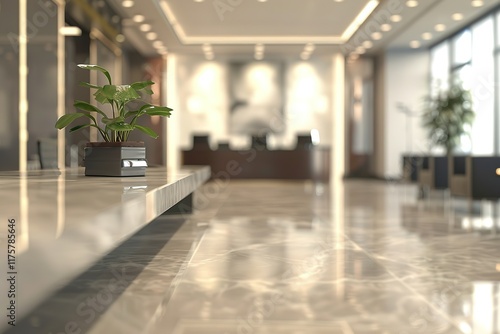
top-left (0, 1), bottom-right (20, 170)
top-left (27, 0), bottom-right (59, 168)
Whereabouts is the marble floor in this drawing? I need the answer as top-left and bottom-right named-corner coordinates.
top-left (8, 179), bottom-right (500, 334)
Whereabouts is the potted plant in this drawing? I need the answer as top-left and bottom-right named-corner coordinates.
top-left (55, 64), bottom-right (172, 176)
top-left (422, 83), bottom-right (475, 155)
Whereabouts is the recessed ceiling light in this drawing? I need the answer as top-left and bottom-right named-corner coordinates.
top-left (255, 43), bottom-right (265, 52)
top-left (390, 14), bottom-right (402, 22)
top-left (334, 0), bottom-right (344, 2)
top-left (356, 46), bottom-right (366, 54)
top-left (362, 40), bottom-right (373, 48)
top-left (140, 23), bottom-right (151, 32)
top-left (381, 23), bottom-right (392, 32)
top-left (153, 41), bottom-right (163, 48)
top-left (194, 0), bottom-right (204, 2)
top-left (202, 43), bottom-right (212, 52)
top-left (133, 15), bottom-right (145, 23)
top-left (115, 34), bottom-right (125, 43)
top-left (122, 0), bottom-right (134, 7)
top-left (304, 43), bottom-right (315, 52)
top-left (452, 13), bottom-right (464, 21)
top-left (434, 24), bottom-right (446, 32)
top-left (349, 53), bottom-right (359, 60)
top-left (257, 0), bottom-right (267, 2)
top-left (371, 32), bottom-right (383, 40)
top-left (146, 32), bottom-right (157, 40)
top-left (422, 32), bottom-right (432, 40)
top-left (471, 0), bottom-right (484, 7)
top-left (409, 40), bottom-right (421, 48)
top-left (406, 0), bottom-right (418, 7)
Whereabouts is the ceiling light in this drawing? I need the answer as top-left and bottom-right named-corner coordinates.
top-left (349, 53), bottom-right (359, 60)
top-left (146, 32), bottom-right (157, 40)
top-left (194, 0), bottom-right (204, 2)
top-left (122, 0), bottom-right (134, 7)
top-left (341, 0), bottom-right (379, 40)
top-left (300, 52), bottom-right (310, 60)
top-left (304, 43), bottom-right (315, 52)
top-left (380, 23), bottom-right (392, 32)
top-left (356, 46), bottom-right (366, 54)
top-left (257, 0), bottom-right (268, 2)
top-left (133, 15), bottom-right (145, 23)
top-left (153, 41), bottom-right (164, 48)
top-left (205, 53), bottom-right (214, 60)
top-left (471, 0), bottom-right (484, 7)
top-left (255, 43), bottom-right (265, 52)
top-left (202, 43), bottom-right (212, 52)
top-left (362, 40), bottom-right (373, 48)
top-left (115, 34), bottom-right (125, 43)
top-left (452, 13), bottom-right (464, 21)
top-left (334, 0), bottom-right (344, 2)
top-left (255, 53), bottom-right (264, 60)
top-left (390, 14), bottom-right (402, 22)
top-left (371, 32), bottom-right (383, 40)
top-left (434, 24), bottom-right (446, 32)
top-left (409, 40), bottom-right (420, 48)
top-left (406, 0), bottom-right (418, 7)
top-left (140, 23), bottom-right (151, 32)
top-left (422, 32), bottom-right (432, 40)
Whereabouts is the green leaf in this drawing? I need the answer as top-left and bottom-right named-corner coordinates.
top-left (69, 124), bottom-right (91, 132)
top-left (73, 100), bottom-right (107, 117)
top-left (77, 64), bottom-right (112, 85)
top-left (144, 106), bottom-right (172, 117)
top-left (113, 85), bottom-right (140, 103)
top-left (134, 125), bottom-right (158, 139)
top-left (130, 81), bottom-right (154, 91)
top-left (107, 122), bottom-right (135, 132)
top-left (55, 113), bottom-right (85, 129)
top-left (79, 82), bottom-right (101, 89)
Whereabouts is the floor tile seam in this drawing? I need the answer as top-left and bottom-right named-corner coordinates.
top-left (345, 235), bottom-right (466, 334)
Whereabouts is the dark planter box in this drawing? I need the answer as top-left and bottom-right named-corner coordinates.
top-left (84, 142), bottom-right (147, 177)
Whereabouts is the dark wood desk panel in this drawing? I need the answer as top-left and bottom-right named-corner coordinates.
top-left (182, 148), bottom-right (330, 180)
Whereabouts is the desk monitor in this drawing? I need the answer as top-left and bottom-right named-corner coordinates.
top-left (295, 134), bottom-right (313, 149)
top-left (217, 142), bottom-right (230, 150)
top-left (192, 135), bottom-right (211, 150)
top-left (251, 134), bottom-right (267, 150)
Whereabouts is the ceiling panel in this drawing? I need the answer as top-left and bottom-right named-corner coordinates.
top-left (107, 0), bottom-right (500, 59)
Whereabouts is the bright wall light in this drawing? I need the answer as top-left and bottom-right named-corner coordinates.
top-left (122, 0), bottom-right (134, 7)
top-left (59, 26), bottom-right (82, 36)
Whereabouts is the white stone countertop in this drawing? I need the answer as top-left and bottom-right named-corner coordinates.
top-left (0, 166), bottom-right (210, 330)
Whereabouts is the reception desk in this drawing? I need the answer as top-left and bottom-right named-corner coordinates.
top-left (182, 147), bottom-right (330, 181)
top-left (0, 166), bottom-right (210, 330)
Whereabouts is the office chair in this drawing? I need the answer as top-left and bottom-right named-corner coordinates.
top-left (37, 138), bottom-right (58, 169)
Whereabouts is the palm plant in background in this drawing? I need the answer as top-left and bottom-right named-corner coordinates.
top-left (422, 83), bottom-right (475, 154)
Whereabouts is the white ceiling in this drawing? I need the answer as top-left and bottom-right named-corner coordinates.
top-left (108, 0), bottom-right (500, 59)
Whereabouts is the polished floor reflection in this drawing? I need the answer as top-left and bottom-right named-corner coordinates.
top-left (10, 179), bottom-right (500, 334)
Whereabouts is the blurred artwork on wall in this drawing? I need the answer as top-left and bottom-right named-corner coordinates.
top-left (229, 62), bottom-right (285, 135)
